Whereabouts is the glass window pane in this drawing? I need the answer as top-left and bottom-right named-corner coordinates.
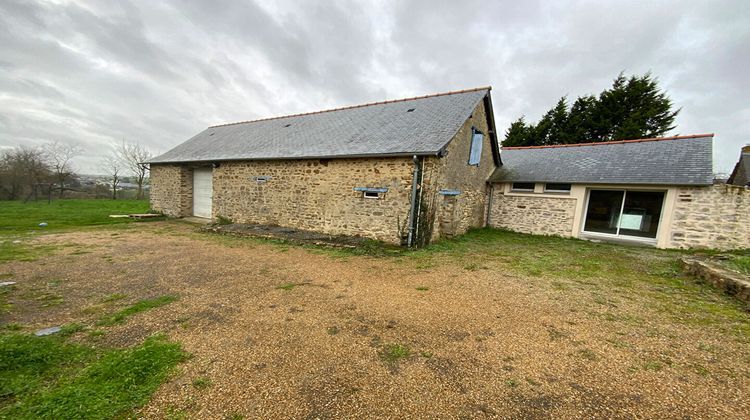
top-left (469, 131), bottom-right (483, 165)
top-left (511, 182), bottom-right (535, 191)
top-left (584, 190), bottom-right (624, 234)
top-left (618, 191), bottom-right (664, 238)
top-left (545, 183), bottom-right (571, 192)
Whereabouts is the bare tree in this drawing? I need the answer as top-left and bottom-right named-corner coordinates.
top-left (44, 141), bottom-right (81, 198)
top-left (101, 153), bottom-right (122, 200)
top-left (0, 146), bottom-right (53, 201)
top-left (0, 150), bottom-right (22, 200)
top-left (116, 140), bottom-right (152, 199)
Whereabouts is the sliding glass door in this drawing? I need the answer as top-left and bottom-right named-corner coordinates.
top-left (583, 190), bottom-right (624, 235)
top-left (583, 189), bottom-right (665, 239)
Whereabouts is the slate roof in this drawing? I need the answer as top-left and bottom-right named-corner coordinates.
top-left (727, 150), bottom-right (750, 186)
top-left (488, 134), bottom-right (714, 186)
top-left (148, 87), bottom-right (497, 164)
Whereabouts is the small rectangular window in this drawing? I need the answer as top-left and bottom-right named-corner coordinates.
top-left (545, 183), bottom-right (572, 193)
top-left (251, 175), bottom-right (272, 183)
top-left (468, 128), bottom-right (483, 165)
top-left (363, 191), bottom-right (380, 199)
top-left (511, 182), bottom-right (535, 192)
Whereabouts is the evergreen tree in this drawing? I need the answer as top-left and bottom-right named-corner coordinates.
top-left (503, 117), bottom-right (534, 147)
top-left (502, 73), bottom-right (679, 146)
top-left (546, 97), bottom-right (570, 144)
top-left (565, 95), bottom-right (600, 142)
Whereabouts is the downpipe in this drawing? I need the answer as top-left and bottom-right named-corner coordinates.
top-left (406, 155), bottom-right (422, 247)
top-left (485, 183), bottom-right (494, 227)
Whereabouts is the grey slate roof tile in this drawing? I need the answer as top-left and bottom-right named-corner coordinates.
top-left (148, 88), bottom-right (490, 164)
top-left (727, 152), bottom-right (750, 185)
top-left (488, 135), bottom-right (714, 186)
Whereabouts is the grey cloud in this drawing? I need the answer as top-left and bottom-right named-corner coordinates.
top-left (0, 0), bottom-right (747, 174)
top-left (60, 3), bottom-right (181, 81)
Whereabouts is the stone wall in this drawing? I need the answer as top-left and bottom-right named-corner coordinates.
top-left (682, 257), bottom-right (750, 303)
top-left (487, 188), bottom-right (577, 237)
top-left (211, 157), bottom-right (414, 244)
top-left (422, 97), bottom-right (496, 241)
top-left (149, 164), bottom-right (193, 217)
top-left (669, 184), bottom-right (750, 249)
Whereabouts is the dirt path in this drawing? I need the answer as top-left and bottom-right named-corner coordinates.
top-left (1, 222), bottom-right (748, 418)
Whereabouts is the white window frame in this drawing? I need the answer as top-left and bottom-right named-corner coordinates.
top-left (544, 183), bottom-right (572, 194)
top-left (580, 188), bottom-right (667, 243)
top-left (363, 191), bottom-right (381, 199)
top-left (510, 182), bottom-right (535, 192)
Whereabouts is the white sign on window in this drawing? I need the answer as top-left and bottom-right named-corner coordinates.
top-left (619, 213), bottom-right (644, 230)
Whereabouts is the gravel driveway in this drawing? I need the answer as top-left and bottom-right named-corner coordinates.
top-left (2, 222), bottom-right (748, 418)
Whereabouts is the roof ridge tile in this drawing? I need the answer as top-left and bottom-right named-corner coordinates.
top-left (209, 86), bottom-right (492, 128)
top-left (501, 134), bottom-right (714, 150)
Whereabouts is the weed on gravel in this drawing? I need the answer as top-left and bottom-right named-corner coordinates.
top-left (97, 295), bottom-right (179, 326)
top-left (0, 241), bottom-right (62, 263)
top-left (379, 343), bottom-right (410, 364)
top-left (192, 377), bottom-right (213, 390)
top-left (0, 286), bottom-right (12, 314)
top-left (23, 289), bottom-right (64, 308)
top-left (3, 323), bottom-right (22, 331)
top-left (101, 293), bottom-right (127, 303)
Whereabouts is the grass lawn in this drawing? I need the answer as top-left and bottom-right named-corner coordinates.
top-left (727, 255), bottom-right (750, 275)
top-left (0, 331), bottom-right (185, 419)
top-left (0, 199), bottom-right (152, 235)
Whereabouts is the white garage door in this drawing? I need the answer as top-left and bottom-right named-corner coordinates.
top-left (193, 168), bottom-right (213, 218)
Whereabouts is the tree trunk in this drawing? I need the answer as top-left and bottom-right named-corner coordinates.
top-left (136, 170), bottom-right (145, 200)
top-left (58, 175), bottom-right (65, 198)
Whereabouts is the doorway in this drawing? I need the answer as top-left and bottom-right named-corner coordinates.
top-left (192, 168), bottom-right (213, 218)
top-left (440, 195), bottom-right (458, 237)
top-left (582, 189), bottom-right (665, 240)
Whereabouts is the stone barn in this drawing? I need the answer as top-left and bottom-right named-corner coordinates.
top-left (148, 87), bottom-right (500, 246)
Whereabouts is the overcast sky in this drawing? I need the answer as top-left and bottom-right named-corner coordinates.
top-left (1, 0), bottom-right (748, 174)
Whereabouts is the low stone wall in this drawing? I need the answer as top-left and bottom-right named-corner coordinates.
top-left (487, 188), bottom-right (577, 237)
top-left (682, 258), bottom-right (750, 303)
top-left (669, 184), bottom-right (750, 250)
